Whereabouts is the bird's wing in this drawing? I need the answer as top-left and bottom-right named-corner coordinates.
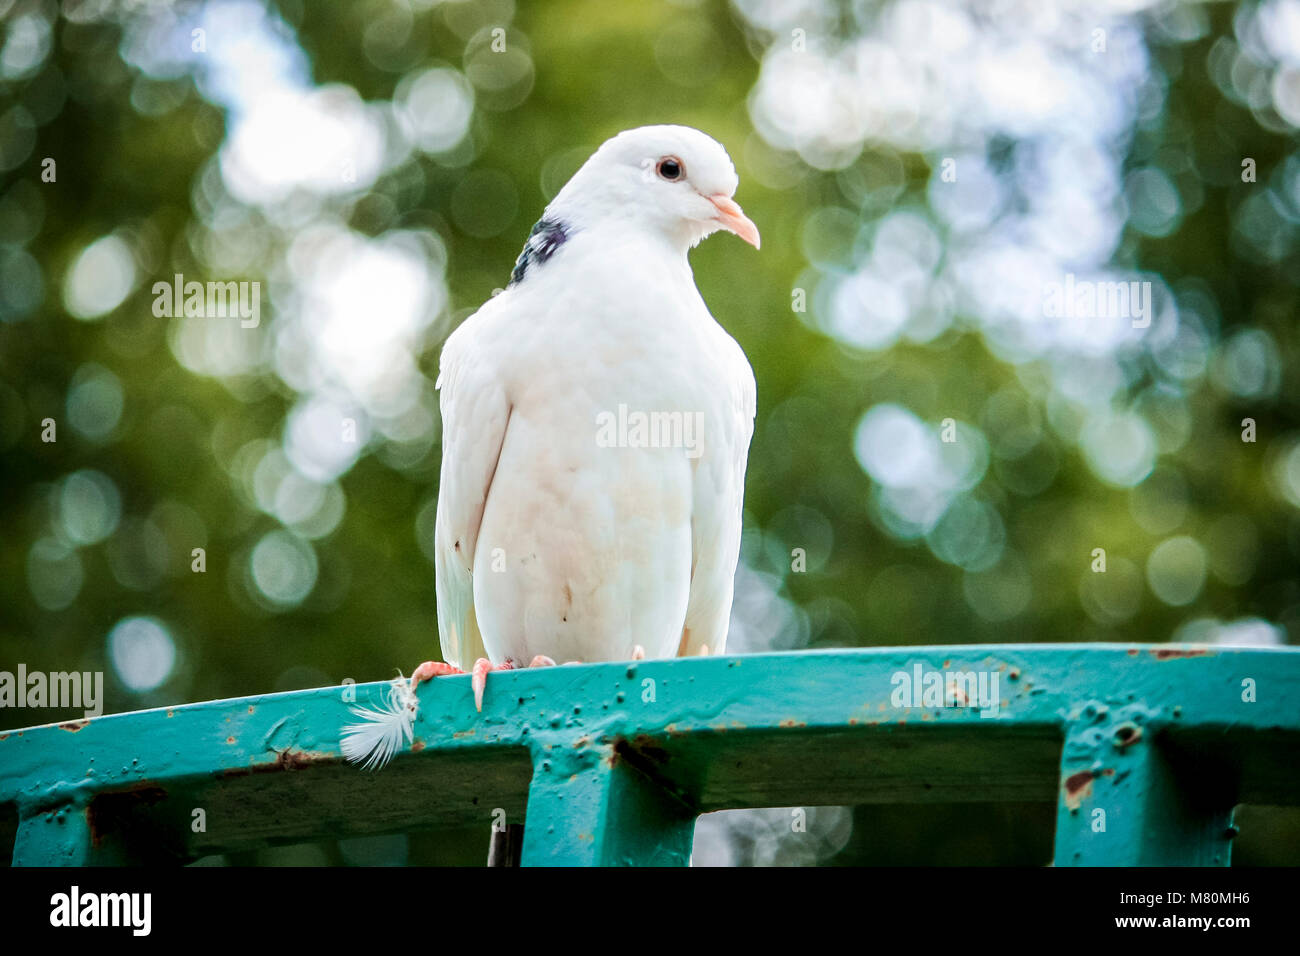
top-left (678, 332), bottom-right (756, 657)
top-left (433, 308), bottom-right (512, 671)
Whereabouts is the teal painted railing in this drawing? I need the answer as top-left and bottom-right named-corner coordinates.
top-left (2, 645), bottom-right (1297, 865)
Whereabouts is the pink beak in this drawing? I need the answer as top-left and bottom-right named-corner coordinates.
top-left (707, 194), bottom-right (761, 249)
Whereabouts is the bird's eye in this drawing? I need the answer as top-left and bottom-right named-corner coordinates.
top-left (656, 157), bottom-right (684, 182)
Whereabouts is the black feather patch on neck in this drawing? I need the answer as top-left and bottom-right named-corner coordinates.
top-left (509, 217), bottom-right (568, 286)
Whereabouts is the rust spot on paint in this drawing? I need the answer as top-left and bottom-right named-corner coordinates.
top-left (59, 720), bottom-right (89, 732)
top-left (275, 748), bottom-right (323, 770)
top-left (1151, 647), bottom-right (1210, 660)
top-left (573, 736), bottom-right (590, 749)
top-left (219, 749), bottom-right (332, 778)
top-left (167, 709), bottom-right (175, 718)
top-left (1064, 770), bottom-right (1095, 810)
top-left (453, 729), bottom-right (477, 738)
top-left (248, 705), bottom-right (256, 713)
top-left (0, 733), bottom-right (7, 741)
top-left (848, 718), bottom-right (859, 725)
top-left (226, 736), bottom-right (235, 744)
top-left (1127, 648), bottom-right (1139, 656)
top-left (778, 719), bottom-right (806, 728)
top-left (410, 740), bottom-right (425, 752)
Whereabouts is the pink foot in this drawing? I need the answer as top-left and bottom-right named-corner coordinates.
top-left (410, 660), bottom-right (464, 694)
top-left (631, 645), bottom-right (646, 660)
top-left (529, 655), bottom-right (556, 668)
top-left (471, 658), bottom-right (518, 712)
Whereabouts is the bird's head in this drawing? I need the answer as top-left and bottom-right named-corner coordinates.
top-left (550, 125), bottom-right (760, 252)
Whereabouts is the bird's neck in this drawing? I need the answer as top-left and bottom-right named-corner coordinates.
top-left (569, 221), bottom-right (696, 283)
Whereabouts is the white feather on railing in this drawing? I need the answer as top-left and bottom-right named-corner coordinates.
top-left (341, 677), bottom-right (419, 771)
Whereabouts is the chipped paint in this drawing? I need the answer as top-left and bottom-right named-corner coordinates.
top-left (1151, 647), bottom-right (1212, 660)
top-left (1112, 722), bottom-right (1142, 749)
top-left (1063, 770), bottom-right (1095, 810)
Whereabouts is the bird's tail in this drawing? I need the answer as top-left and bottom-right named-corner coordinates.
top-left (340, 676), bottom-right (419, 771)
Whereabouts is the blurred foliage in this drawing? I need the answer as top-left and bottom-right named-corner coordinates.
top-left (1, 0), bottom-right (1298, 864)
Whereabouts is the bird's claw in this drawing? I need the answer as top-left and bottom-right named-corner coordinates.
top-left (471, 658), bottom-right (496, 712)
top-left (410, 660), bottom-right (464, 693)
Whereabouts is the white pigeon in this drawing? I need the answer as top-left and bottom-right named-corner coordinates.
top-left (343, 125), bottom-right (758, 769)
